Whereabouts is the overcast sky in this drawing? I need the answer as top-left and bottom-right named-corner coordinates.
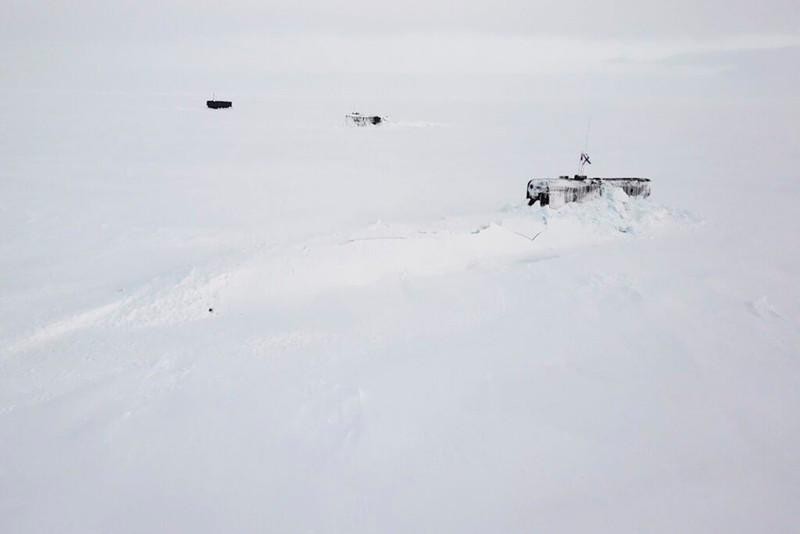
top-left (4, 0), bottom-right (800, 40)
top-left (3, 1), bottom-right (799, 89)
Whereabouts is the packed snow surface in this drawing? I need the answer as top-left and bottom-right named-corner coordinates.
top-left (1, 91), bottom-right (799, 533)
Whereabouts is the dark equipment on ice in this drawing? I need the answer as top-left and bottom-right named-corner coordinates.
top-left (207, 100), bottom-right (232, 109)
top-left (346, 112), bottom-right (384, 126)
top-left (526, 153), bottom-right (651, 207)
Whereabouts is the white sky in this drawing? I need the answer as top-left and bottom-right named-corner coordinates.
top-left (4, 0), bottom-right (800, 40)
top-left (2, 1), bottom-right (798, 92)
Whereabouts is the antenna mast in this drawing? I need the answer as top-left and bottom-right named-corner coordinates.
top-left (578, 117), bottom-right (592, 176)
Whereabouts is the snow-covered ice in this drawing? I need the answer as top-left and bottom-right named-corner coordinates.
top-left (1, 73), bottom-right (799, 533)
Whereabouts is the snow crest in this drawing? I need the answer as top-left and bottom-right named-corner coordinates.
top-left (5, 195), bottom-right (691, 352)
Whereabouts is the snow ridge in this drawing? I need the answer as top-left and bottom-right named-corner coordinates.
top-left (5, 194), bottom-right (690, 353)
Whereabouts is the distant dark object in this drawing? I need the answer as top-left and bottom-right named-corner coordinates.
top-left (208, 308), bottom-right (214, 313)
top-left (346, 112), bottom-right (384, 126)
top-left (207, 100), bottom-right (232, 109)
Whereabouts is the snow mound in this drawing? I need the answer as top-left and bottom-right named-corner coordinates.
top-left (522, 186), bottom-right (697, 250)
top-left (5, 195), bottom-right (692, 350)
top-left (135, 195), bottom-right (691, 321)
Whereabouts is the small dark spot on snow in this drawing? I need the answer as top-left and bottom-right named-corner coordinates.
top-left (208, 308), bottom-right (214, 313)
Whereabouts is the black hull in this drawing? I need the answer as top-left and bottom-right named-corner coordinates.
top-left (527, 176), bottom-right (651, 207)
top-left (207, 100), bottom-right (232, 109)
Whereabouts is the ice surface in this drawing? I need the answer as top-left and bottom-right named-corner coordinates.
top-left (1, 81), bottom-right (799, 533)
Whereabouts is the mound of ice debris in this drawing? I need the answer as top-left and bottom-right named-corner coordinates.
top-left (4, 192), bottom-right (693, 341)
top-left (229, 192), bottom-right (691, 299)
top-left (510, 186), bottom-right (695, 250)
top-left (114, 194), bottom-right (695, 325)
